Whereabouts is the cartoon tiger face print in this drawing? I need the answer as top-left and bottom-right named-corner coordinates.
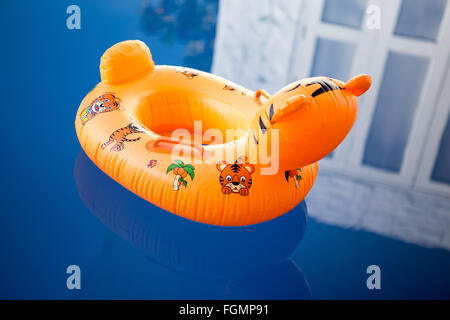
top-left (80, 93), bottom-right (121, 125)
top-left (101, 123), bottom-right (143, 152)
top-left (216, 158), bottom-right (255, 196)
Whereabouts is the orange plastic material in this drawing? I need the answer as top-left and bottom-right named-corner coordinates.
top-left (75, 40), bottom-right (371, 226)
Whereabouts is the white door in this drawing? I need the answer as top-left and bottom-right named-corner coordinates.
top-left (288, 0), bottom-right (450, 194)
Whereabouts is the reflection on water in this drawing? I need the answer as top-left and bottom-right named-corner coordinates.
top-left (74, 151), bottom-right (310, 299)
top-left (140, 0), bottom-right (218, 71)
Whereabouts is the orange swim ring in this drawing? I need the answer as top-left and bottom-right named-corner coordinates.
top-left (75, 40), bottom-right (371, 226)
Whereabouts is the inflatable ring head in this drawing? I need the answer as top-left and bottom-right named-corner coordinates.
top-left (253, 74), bottom-right (372, 169)
top-left (75, 40), bottom-right (371, 226)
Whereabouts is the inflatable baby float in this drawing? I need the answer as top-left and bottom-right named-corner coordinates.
top-left (75, 40), bottom-right (371, 226)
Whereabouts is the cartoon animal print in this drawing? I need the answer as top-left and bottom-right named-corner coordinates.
top-left (223, 84), bottom-right (236, 91)
top-left (216, 157), bottom-right (255, 196)
top-left (79, 93), bottom-right (121, 125)
top-left (101, 123), bottom-right (143, 152)
top-left (178, 69), bottom-right (198, 79)
top-left (285, 168), bottom-right (302, 188)
top-left (147, 159), bottom-right (158, 168)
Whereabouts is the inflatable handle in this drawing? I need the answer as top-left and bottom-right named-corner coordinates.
top-left (146, 137), bottom-right (208, 159)
top-left (254, 89), bottom-right (271, 105)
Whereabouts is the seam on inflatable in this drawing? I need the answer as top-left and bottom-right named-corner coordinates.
top-left (135, 167), bottom-right (145, 198)
top-left (159, 178), bottom-right (169, 214)
top-left (130, 165), bottom-right (139, 194)
top-left (109, 153), bottom-right (117, 180)
top-left (115, 157), bottom-right (125, 181)
top-left (82, 127), bottom-right (91, 153)
top-left (132, 165), bottom-right (140, 195)
top-left (243, 189), bottom-right (252, 226)
top-left (218, 202), bottom-right (226, 226)
top-left (93, 141), bottom-right (101, 164)
top-left (78, 122), bottom-right (85, 145)
top-left (193, 187), bottom-right (201, 223)
top-left (104, 151), bottom-right (111, 177)
top-left (143, 167), bottom-right (153, 205)
top-left (172, 188), bottom-right (181, 220)
top-left (114, 157), bottom-right (122, 180)
top-left (204, 187), bottom-right (213, 224)
top-left (201, 189), bottom-right (209, 224)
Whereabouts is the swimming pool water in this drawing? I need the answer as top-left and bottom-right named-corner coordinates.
top-left (1, 0), bottom-right (450, 299)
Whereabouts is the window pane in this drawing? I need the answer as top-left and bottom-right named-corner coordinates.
top-left (432, 113), bottom-right (450, 184)
top-left (322, 0), bottom-right (368, 29)
top-left (363, 51), bottom-right (429, 172)
top-left (310, 38), bottom-right (356, 80)
top-left (394, 0), bottom-right (446, 42)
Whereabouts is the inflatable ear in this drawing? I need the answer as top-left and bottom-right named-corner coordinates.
top-left (216, 162), bottom-right (227, 172)
top-left (100, 40), bottom-right (155, 84)
top-left (271, 94), bottom-right (311, 123)
top-left (245, 164), bottom-right (255, 174)
top-left (344, 74), bottom-right (372, 97)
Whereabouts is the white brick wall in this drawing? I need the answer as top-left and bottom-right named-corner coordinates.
top-left (308, 169), bottom-right (450, 250)
top-left (213, 0), bottom-right (303, 93)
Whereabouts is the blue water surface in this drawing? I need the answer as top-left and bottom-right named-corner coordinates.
top-left (1, 0), bottom-right (450, 299)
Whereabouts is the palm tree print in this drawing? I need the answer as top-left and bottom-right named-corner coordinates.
top-left (285, 168), bottom-right (302, 188)
top-left (166, 160), bottom-right (195, 191)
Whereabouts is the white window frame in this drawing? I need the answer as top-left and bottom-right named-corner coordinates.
top-left (288, 0), bottom-right (450, 193)
top-left (414, 56), bottom-right (450, 197)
